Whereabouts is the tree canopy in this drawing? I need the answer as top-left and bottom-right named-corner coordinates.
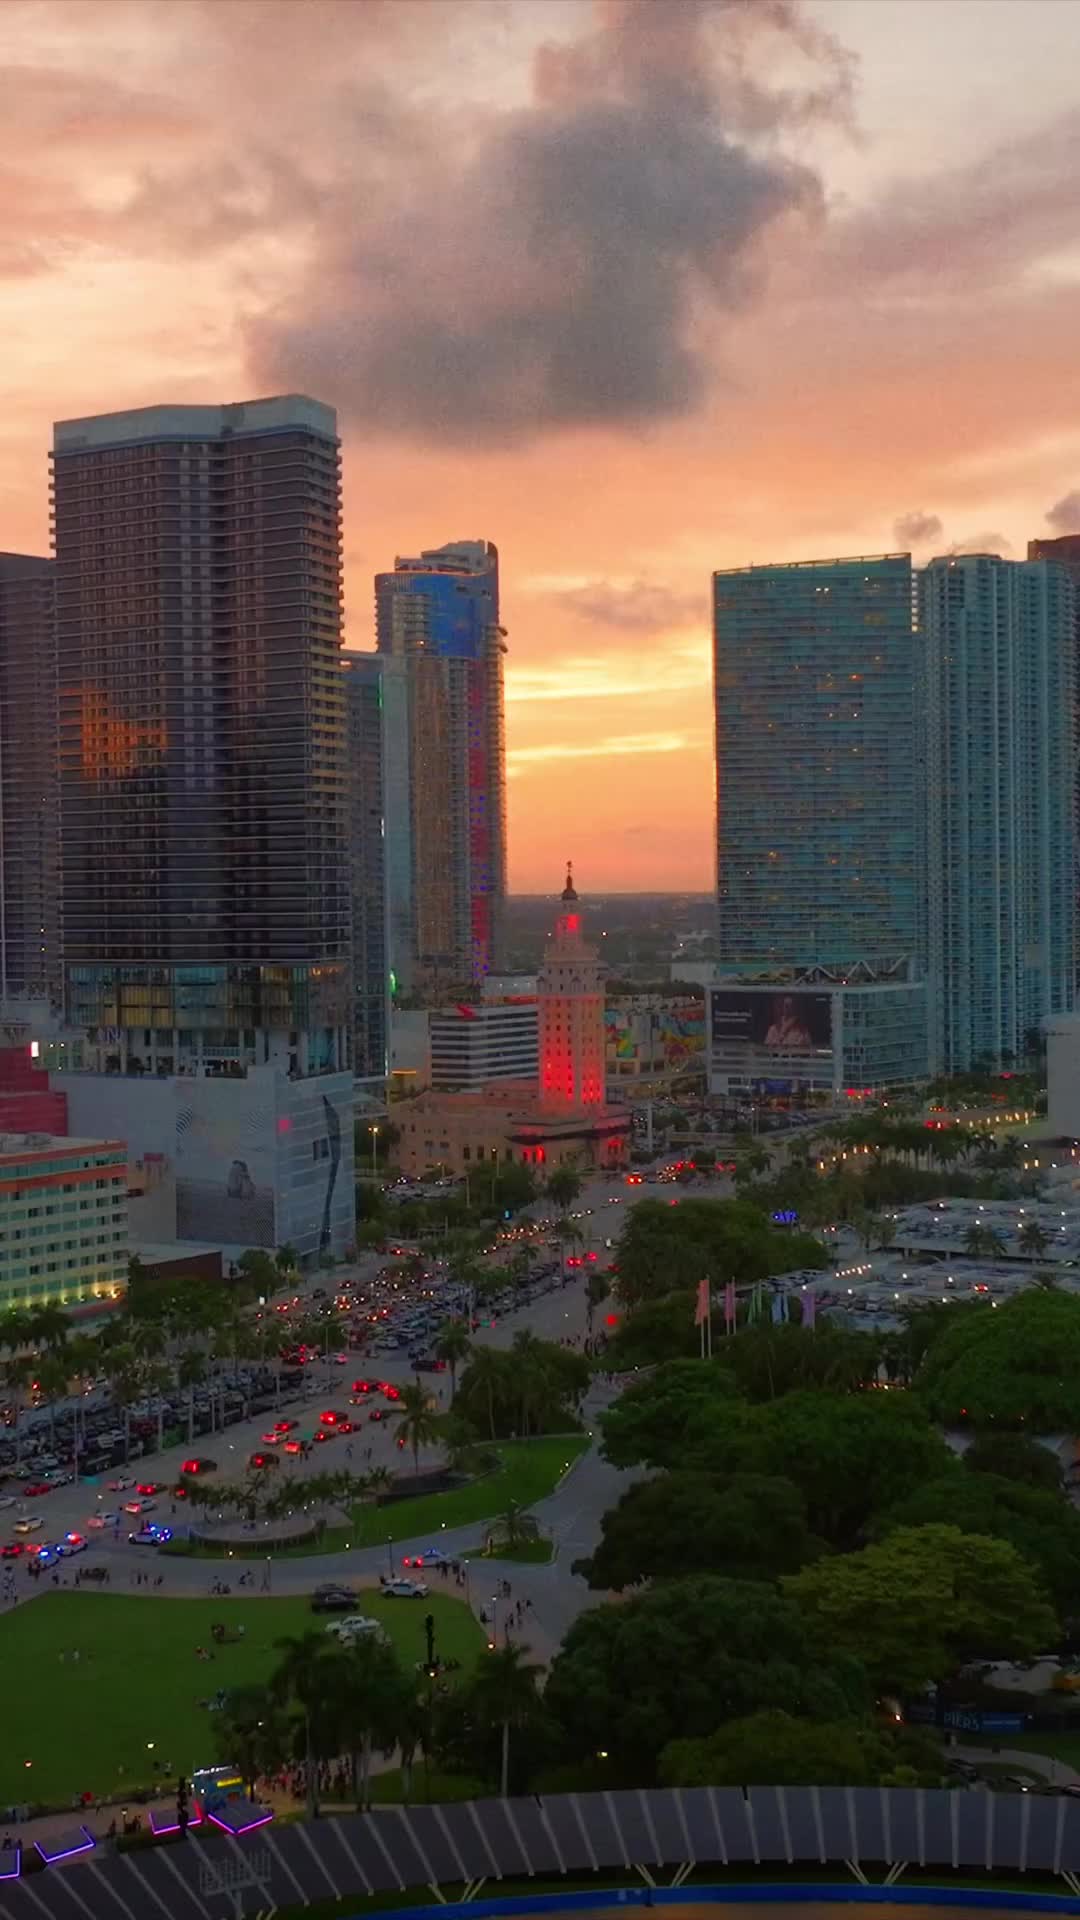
top-left (876, 1469), bottom-right (1080, 1614)
top-left (917, 1288), bottom-right (1080, 1430)
top-left (659, 1709), bottom-right (941, 1789)
top-left (615, 1198), bottom-right (826, 1310)
top-left (963, 1431), bottom-right (1063, 1492)
top-left (544, 1577), bottom-right (868, 1777)
top-left (784, 1523), bottom-right (1057, 1693)
top-left (577, 1471), bottom-right (822, 1591)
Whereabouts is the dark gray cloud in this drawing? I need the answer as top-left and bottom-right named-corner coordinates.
top-left (554, 579), bottom-right (708, 633)
top-left (248, 0), bottom-right (845, 442)
top-left (1047, 491), bottom-right (1080, 535)
top-left (947, 532), bottom-right (1012, 557)
top-left (894, 511), bottom-right (942, 546)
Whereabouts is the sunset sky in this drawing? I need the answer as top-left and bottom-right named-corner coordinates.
top-left (5, 0), bottom-right (1080, 892)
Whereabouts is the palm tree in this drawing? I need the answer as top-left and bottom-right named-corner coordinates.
top-left (482, 1501), bottom-right (540, 1556)
top-left (963, 1224), bottom-right (994, 1259)
top-left (213, 1684), bottom-right (290, 1802)
top-left (875, 1214), bottom-right (899, 1252)
top-left (2, 1354), bottom-right (33, 1467)
top-left (393, 1382), bottom-right (441, 1475)
top-left (585, 1270), bottom-right (610, 1335)
top-left (434, 1319), bottom-right (471, 1397)
top-left (466, 1637), bottom-right (543, 1797)
top-left (0, 1309), bottom-right (32, 1360)
top-left (552, 1217), bottom-right (583, 1278)
top-left (28, 1303), bottom-right (70, 1352)
top-left (461, 1346), bottom-right (504, 1442)
top-left (1019, 1220), bottom-right (1050, 1259)
top-left (275, 1244), bottom-right (299, 1278)
top-left (102, 1344), bottom-right (142, 1462)
top-left (984, 1228), bottom-right (1008, 1259)
top-left (176, 1347), bottom-right (206, 1446)
top-left (546, 1167), bottom-right (582, 1211)
top-left (510, 1329), bottom-right (549, 1438)
top-left (269, 1631), bottom-right (341, 1818)
top-left (335, 1634), bottom-right (409, 1808)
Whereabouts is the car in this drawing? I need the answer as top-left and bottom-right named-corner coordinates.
top-left (123, 1498), bottom-right (154, 1515)
top-left (129, 1524), bottom-right (173, 1546)
top-left (335, 1419), bottom-right (354, 1435)
top-left (379, 1575), bottom-right (428, 1598)
top-left (402, 1548), bottom-right (450, 1569)
top-left (310, 1583), bottom-right (358, 1614)
top-left (410, 1356), bottom-right (447, 1373)
top-left (107, 1478), bottom-right (135, 1492)
top-left (325, 1615), bottom-right (383, 1642)
top-left (0, 1542), bottom-right (25, 1558)
top-left (368, 1409), bottom-right (385, 1423)
top-left (0, 1494), bottom-right (15, 1510)
top-left (136, 1481), bottom-right (164, 1496)
top-left (181, 1458), bottom-right (217, 1476)
top-left (13, 1516), bottom-right (43, 1534)
top-left (311, 1428), bottom-right (334, 1445)
top-left (23, 1481), bottom-right (53, 1497)
top-left (61, 1532), bottom-right (87, 1554)
top-left (283, 1439), bottom-right (304, 1456)
top-left (260, 1430), bottom-right (284, 1445)
top-left (85, 1514), bottom-right (109, 1529)
top-left (274, 1419), bottom-right (298, 1433)
top-left (249, 1451), bottom-right (280, 1470)
top-left (319, 1410), bottom-right (346, 1427)
top-left (382, 1384), bottom-right (401, 1401)
top-left (351, 1380), bottom-right (374, 1394)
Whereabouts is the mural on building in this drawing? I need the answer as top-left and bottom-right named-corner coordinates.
top-left (175, 1080), bottom-right (277, 1244)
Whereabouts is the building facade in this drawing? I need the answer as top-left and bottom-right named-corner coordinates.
top-left (344, 652), bottom-right (390, 1080)
top-left (429, 1001), bottom-right (538, 1092)
top-left (711, 554), bottom-right (926, 1093)
top-left (0, 1134), bottom-right (128, 1313)
top-left (376, 539), bottom-right (506, 991)
top-left (52, 395), bottom-right (351, 1077)
top-left (920, 553), bottom-right (1076, 1072)
top-left (537, 866), bottom-right (605, 1108)
top-left (0, 553), bottom-right (58, 1005)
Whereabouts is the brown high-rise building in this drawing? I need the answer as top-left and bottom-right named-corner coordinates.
top-left (52, 397), bottom-right (350, 1075)
top-left (0, 553), bottom-right (58, 1004)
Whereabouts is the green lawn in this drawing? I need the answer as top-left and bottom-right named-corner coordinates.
top-left (166, 1437), bottom-right (587, 1560)
top-left (463, 1538), bottom-right (554, 1564)
top-left (0, 1589), bottom-right (482, 1808)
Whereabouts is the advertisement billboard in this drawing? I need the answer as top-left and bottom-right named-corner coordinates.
top-left (710, 990), bottom-right (832, 1057)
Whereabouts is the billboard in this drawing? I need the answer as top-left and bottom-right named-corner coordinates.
top-left (710, 989), bottom-right (832, 1057)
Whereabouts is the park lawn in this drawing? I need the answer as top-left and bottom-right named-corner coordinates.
top-left (463, 1538), bottom-right (554, 1564)
top-left (0, 1589), bottom-right (482, 1808)
top-left (345, 1436), bottom-right (587, 1547)
top-left (167, 1437), bottom-right (587, 1559)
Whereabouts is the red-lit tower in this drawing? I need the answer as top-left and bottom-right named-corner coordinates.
top-left (537, 864), bottom-right (605, 1109)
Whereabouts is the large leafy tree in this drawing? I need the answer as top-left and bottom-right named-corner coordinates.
top-left (576, 1472), bottom-right (821, 1592)
top-left (213, 1685), bottom-right (291, 1801)
top-left (784, 1524), bottom-right (1058, 1694)
top-left (963, 1432), bottom-right (1062, 1492)
top-left (545, 1578), bottom-right (867, 1778)
top-left (615, 1198), bottom-right (825, 1310)
top-left (599, 1359), bottom-right (742, 1471)
top-left (454, 1338), bottom-right (589, 1440)
top-left (917, 1288), bottom-right (1080, 1430)
top-left (659, 1709), bottom-right (939, 1789)
top-left (877, 1469), bottom-right (1080, 1614)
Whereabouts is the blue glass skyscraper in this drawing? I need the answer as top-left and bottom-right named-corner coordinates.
top-left (919, 553), bottom-right (1076, 1072)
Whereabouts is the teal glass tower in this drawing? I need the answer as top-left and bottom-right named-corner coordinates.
top-left (919, 554), bottom-right (1076, 1072)
top-left (714, 555), bottom-right (918, 971)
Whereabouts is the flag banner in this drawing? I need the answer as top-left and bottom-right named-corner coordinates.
top-left (802, 1289), bottom-right (817, 1330)
top-left (747, 1281), bottom-right (764, 1325)
top-left (771, 1290), bottom-right (787, 1325)
top-left (724, 1280), bottom-right (736, 1330)
top-left (694, 1276), bottom-right (710, 1326)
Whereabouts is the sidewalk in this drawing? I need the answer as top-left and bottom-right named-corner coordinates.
top-left (950, 1741), bottom-right (1080, 1785)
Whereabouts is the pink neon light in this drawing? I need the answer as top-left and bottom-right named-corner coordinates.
top-left (149, 1808), bottom-right (203, 1836)
top-left (36, 1827), bottom-right (95, 1864)
top-left (207, 1809), bottom-right (274, 1835)
top-left (0, 1846), bottom-right (20, 1881)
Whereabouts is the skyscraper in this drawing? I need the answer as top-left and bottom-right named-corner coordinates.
top-left (710, 554), bottom-right (926, 1096)
top-left (919, 553), bottom-right (1075, 1071)
top-left (344, 651), bottom-right (390, 1079)
top-left (376, 539), bottom-right (506, 992)
top-left (52, 395), bottom-right (350, 1076)
top-left (0, 553), bottom-right (58, 1004)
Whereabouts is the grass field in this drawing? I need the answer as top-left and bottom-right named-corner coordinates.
top-left (165, 1436), bottom-right (587, 1560)
top-left (0, 1589), bottom-right (482, 1808)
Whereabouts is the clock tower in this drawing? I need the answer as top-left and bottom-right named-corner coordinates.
top-left (537, 863), bottom-right (605, 1109)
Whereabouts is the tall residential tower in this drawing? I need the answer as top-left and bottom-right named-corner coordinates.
top-left (710, 554), bottom-right (926, 1096)
top-left (376, 539), bottom-right (506, 993)
top-left (920, 553), bottom-right (1075, 1071)
top-left (0, 553), bottom-right (58, 1004)
top-left (52, 396), bottom-right (351, 1076)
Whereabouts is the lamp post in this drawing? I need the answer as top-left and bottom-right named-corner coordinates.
top-left (370, 1125), bottom-right (380, 1176)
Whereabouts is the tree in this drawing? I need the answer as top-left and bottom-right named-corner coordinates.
top-left (238, 1249), bottom-right (279, 1293)
top-left (457, 1345), bottom-right (504, 1442)
top-left (393, 1382), bottom-right (441, 1475)
top-left (877, 1468), bottom-right (1080, 1614)
top-left (28, 1303), bottom-right (70, 1352)
top-left (176, 1347), bottom-right (207, 1446)
top-left (333, 1633), bottom-right (410, 1808)
top-left (213, 1685), bottom-right (291, 1801)
top-left (269, 1631), bottom-right (342, 1818)
top-left (917, 1287), bottom-right (1080, 1430)
top-left (585, 1269), bottom-right (610, 1335)
top-left (546, 1167), bottom-right (583, 1211)
top-left (600, 1360), bottom-right (743, 1472)
top-left (660, 1710), bottom-right (917, 1789)
top-left (434, 1319), bottom-right (471, 1397)
top-left (275, 1244), bottom-right (299, 1276)
top-left (615, 1198), bottom-right (825, 1311)
top-left (784, 1524), bottom-right (1057, 1693)
top-left (483, 1502), bottom-right (541, 1556)
top-left (545, 1578), bottom-right (867, 1779)
top-left (551, 1217), bottom-right (584, 1277)
top-left (463, 1638), bottom-right (544, 1797)
top-left (964, 1431), bottom-right (1062, 1491)
top-left (1018, 1221), bottom-right (1050, 1259)
top-left (576, 1472), bottom-right (821, 1591)
top-left (454, 1338), bottom-right (589, 1441)
top-left (963, 1224), bottom-right (994, 1259)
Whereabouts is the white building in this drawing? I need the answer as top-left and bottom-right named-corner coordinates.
top-left (429, 1001), bottom-right (538, 1092)
top-left (0, 1133), bottom-right (128, 1314)
top-left (1048, 1014), bottom-right (1080, 1137)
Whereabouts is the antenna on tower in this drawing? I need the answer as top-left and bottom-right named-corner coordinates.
top-left (562, 860), bottom-right (577, 903)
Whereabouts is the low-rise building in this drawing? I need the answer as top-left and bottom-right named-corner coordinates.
top-left (429, 1001), bottom-right (538, 1092)
top-left (396, 1082), bottom-right (628, 1177)
top-left (0, 1132), bottom-right (128, 1313)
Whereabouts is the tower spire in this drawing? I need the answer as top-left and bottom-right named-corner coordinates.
top-left (562, 859), bottom-right (577, 903)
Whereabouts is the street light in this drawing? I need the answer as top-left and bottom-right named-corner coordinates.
top-left (370, 1125), bottom-right (380, 1176)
